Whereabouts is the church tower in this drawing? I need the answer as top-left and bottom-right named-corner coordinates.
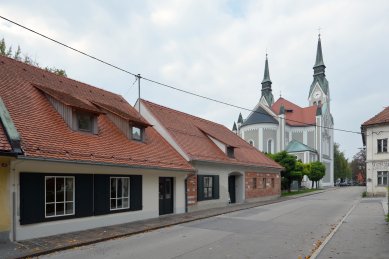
top-left (308, 35), bottom-right (330, 109)
top-left (260, 55), bottom-right (274, 107)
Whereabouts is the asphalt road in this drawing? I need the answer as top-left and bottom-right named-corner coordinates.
top-left (42, 187), bottom-right (365, 259)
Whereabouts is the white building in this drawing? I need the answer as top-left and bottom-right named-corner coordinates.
top-left (362, 107), bottom-right (389, 195)
top-left (234, 36), bottom-right (334, 187)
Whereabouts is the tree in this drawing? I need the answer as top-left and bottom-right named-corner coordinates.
top-left (334, 143), bottom-right (352, 182)
top-left (291, 160), bottom-right (304, 190)
top-left (308, 161), bottom-right (326, 189)
top-left (350, 148), bottom-right (366, 184)
top-left (0, 38), bottom-right (66, 76)
top-left (268, 151), bottom-right (297, 192)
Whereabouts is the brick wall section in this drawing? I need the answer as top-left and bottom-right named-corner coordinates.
top-left (186, 173), bottom-right (197, 206)
top-left (245, 172), bottom-right (280, 199)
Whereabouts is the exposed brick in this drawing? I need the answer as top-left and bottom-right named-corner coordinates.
top-left (186, 174), bottom-right (197, 206)
top-left (245, 172), bottom-right (281, 199)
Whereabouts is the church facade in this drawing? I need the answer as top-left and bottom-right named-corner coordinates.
top-left (234, 36), bottom-right (334, 187)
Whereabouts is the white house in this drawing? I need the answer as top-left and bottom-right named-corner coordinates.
top-left (362, 107), bottom-right (389, 195)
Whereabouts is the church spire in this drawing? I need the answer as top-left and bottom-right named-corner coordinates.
top-left (262, 54), bottom-right (271, 84)
top-left (261, 54), bottom-right (274, 106)
top-left (313, 34), bottom-right (326, 76)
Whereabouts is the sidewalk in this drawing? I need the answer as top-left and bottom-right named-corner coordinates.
top-left (0, 189), bottom-right (326, 259)
top-left (316, 197), bottom-right (389, 259)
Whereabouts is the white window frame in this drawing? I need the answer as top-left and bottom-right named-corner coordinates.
top-left (248, 139), bottom-right (254, 147)
top-left (45, 176), bottom-right (75, 218)
top-left (377, 171), bottom-right (388, 186)
top-left (131, 126), bottom-right (143, 141)
top-left (203, 176), bottom-right (213, 199)
top-left (377, 138), bottom-right (388, 153)
top-left (110, 177), bottom-right (130, 211)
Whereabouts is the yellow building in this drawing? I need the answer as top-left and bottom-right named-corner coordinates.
top-left (0, 156), bottom-right (11, 241)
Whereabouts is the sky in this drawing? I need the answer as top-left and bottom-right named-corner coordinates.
top-left (1, 0), bottom-right (388, 159)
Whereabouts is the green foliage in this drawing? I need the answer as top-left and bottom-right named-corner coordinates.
top-left (268, 151), bottom-right (297, 192)
top-left (0, 37), bottom-right (66, 76)
top-left (334, 143), bottom-right (352, 181)
top-left (362, 191), bottom-right (367, 198)
top-left (308, 161), bottom-right (326, 189)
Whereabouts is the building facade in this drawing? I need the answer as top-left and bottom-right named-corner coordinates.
top-left (138, 99), bottom-right (283, 212)
top-left (234, 36), bottom-right (334, 187)
top-left (362, 107), bottom-right (389, 195)
top-left (0, 55), bottom-right (194, 241)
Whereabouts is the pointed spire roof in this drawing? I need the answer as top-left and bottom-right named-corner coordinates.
top-left (232, 122), bottom-right (237, 131)
top-left (237, 113), bottom-right (243, 123)
top-left (261, 54), bottom-right (272, 84)
top-left (314, 34), bottom-right (325, 68)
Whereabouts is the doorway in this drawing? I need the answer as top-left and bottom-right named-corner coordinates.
top-left (159, 177), bottom-right (174, 215)
top-left (228, 175), bottom-right (236, 203)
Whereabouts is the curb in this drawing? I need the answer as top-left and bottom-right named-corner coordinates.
top-left (14, 188), bottom-right (329, 259)
top-left (309, 200), bottom-right (359, 259)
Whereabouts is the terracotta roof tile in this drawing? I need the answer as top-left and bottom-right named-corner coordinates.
top-left (272, 97), bottom-right (317, 126)
top-left (362, 107), bottom-right (389, 126)
top-left (0, 124), bottom-right (12, 152)
top-left (142, 99), bottom-right (282, 169)
top-left (0, 55), bottom-right (193, 171)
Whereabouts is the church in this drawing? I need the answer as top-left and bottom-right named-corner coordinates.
top-left (233, 36), bottom-right (334, 187)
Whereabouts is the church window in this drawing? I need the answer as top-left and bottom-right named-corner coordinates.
top-left (267, 139), bottom-right (273, 154)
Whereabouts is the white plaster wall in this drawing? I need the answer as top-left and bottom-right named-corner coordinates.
top-left (10, 159), bottom-right (188, 241)
top-left (365, 125), bottom-right (389, 194)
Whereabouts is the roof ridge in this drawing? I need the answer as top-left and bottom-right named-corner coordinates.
top-left (141, 99), bottom-right (229, 129)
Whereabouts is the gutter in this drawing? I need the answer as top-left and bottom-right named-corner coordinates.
top-left (17, 156), bottom-right (195, 173)
top-left (191, 158), bottom-right (283, 172)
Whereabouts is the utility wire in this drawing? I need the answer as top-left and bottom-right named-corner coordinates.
top-left (0, 15), bottom-right (361, 135)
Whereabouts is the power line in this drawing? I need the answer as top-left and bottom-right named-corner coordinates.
top-left (0, 15), bottom-right (361, 135)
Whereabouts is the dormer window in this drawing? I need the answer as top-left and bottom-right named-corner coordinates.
top-left (131, 126), bottom-right (144, 141)
top-left (226, 146), bottom-right (235, 158)
top-left (77, 112), bottom-right (93, 132)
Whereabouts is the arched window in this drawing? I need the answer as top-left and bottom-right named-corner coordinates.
top-left (318, 100), bottom-right (322, 105)
top-left (248, 140), bottom-right (254, 146)
top-left (267, 139), bottom-right (273, 154)
top-left (313, 101), bottom-right (317, 106)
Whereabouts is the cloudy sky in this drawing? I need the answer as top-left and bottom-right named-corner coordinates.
top-left (1, 0), bottom-right (388, 159)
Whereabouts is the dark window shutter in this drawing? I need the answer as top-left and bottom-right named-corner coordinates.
top-left (93, 174), bottom-right (110, 215)
top-left (75, 174), bottom-right (93, 217)
top-left (197, 175), bottom-right (204, 201)
top-left (130, 175), bottom-right (142, 211)
top-left (20, 173), bottom-right (45, 225)
top-left (212, 175), bottom-right (220, 199)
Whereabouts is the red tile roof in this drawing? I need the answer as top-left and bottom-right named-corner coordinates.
top-left (362, 106), bottom-right (389, 126)
top-left (0, 55), bottom-right (193, 171)
top-left (141, 99), bottom-right (283, 169)
top-left (0, 124), bottom-right (12, 152)
top-left (272, 98), bottom-right (317, 126)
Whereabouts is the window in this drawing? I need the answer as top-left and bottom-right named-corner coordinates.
top-left (248, 140), bottom-right (254, 146)
top-left (198, 175), bottom-right (219, 201)
top-left (252, 178), bottom-right (257, 189)
top-left (110, 177), bottom-right (130, 210)
top-left (267, 139), bottom-right (273, 154)
top-left (204, 176), bottom-right (213, 199)
top-left (271, 178), bottom-right (275, 188)
top-left (377, 139), bottom-right (388, 153)
top-left (77, 112), bottom-right (93, 132)
top-left (377, 171), bottom-right (388, 186)
top-left (227, 146), bottom-right (235, 158)
top-left (45, 176), bottom-right (74, 218)
top-left (132, 126), bottom-right (143, 141)
top-left (263, 178), bottom-right (267, 188)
